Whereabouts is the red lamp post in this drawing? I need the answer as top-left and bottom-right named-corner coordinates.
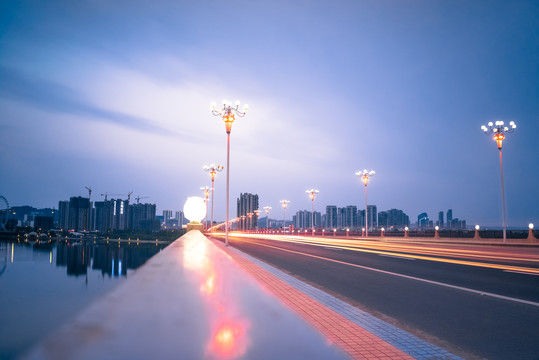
top-left (203, 164), bottom-right (223, 234)
top-left (211, 100), bottom-right (249, 246)
top-left (481, 120), bottom-right (516, 242)
top-left (306, 189), bottom-right (319, 235)
top-left (280, 200), bottom-right (290, 232)
top-left (356, 169), bottom-right (375, 237)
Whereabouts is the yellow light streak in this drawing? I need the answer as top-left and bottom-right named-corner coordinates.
top-left (215, 233), bottom-right (539, 275)
top-left (231, 233), bottom-right (539, 264)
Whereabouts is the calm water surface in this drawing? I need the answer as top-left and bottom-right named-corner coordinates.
top-left (0, 239), bottom-right (168, 359)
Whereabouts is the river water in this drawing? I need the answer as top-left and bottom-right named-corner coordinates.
top-left (0, 239), bottom-right (169, 359)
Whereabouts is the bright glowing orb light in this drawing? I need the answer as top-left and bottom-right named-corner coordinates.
top-left (183, 197), bottom-right (206, 223)
top-left (530, 223), bottom-right (534, 230)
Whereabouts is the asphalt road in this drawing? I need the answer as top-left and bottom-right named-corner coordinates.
top-left (214, 234), bottom-right (539, 360)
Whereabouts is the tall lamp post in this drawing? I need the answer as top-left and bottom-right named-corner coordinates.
top-left (280, 200), bottom-right (290, 232)
top-left (203, 164), bottom-right (223, 234)
top-left (200, 186), bottom-right (210, 231)
top-left (356, 169), bottom-right (375, 237)
top-left (482, 120), bottom-right (516, 242)
top-left (263, 206), bottom-right (272, 231)
top-left (211, 100), bottom-right (249, 246)
top-left (306, 189), bottom-right (319, 235)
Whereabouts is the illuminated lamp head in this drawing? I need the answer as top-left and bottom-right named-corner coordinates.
top-left (184, 197), bottom-right (206, 223)
top-left (493, 133), bottom-right (505, 149)
top-left (530, 223), bottom-right (534, 230)
top-left (435, 226), bottom-right (439, 231)
top-left (224, 113), bottom-right (235, 134)
top-left (475, 225), bottom-right (480, 230)
top-left (362, 174), bottom-right (369, 185)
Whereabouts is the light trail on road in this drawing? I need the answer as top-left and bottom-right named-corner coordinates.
top-left (213, 233), bottom-right (539, 275)
top-left (216, 233), bottom-right (539, 307)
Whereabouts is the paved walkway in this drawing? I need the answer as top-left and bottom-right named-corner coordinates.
top-left (212, 238), bottom-right (461, 360)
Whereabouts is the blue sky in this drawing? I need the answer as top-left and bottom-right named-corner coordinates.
top-left (1, 0), bottom-right (537, 227)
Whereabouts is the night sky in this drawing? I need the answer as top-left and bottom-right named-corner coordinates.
top-left (1, 1), bottom-right (537, 227)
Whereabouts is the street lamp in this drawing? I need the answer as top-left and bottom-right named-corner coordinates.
top-left (356, 169), bottom-right (375, 237)
top-left (482, 120), bottom-right (516, 242)
top-left (200, 186), bottom-right (210, 231)
top-left (211, 100), bottom-right (249, 246)
top-left (203, 164), bottom-right (224, 234)
top-left (306, 189), bottom-right (319, 235)
top-left (280, 200), bottom-right (290, 232)
top-left (263, 206), bottom-right (272, 231)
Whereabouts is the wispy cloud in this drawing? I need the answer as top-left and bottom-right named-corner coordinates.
top-left (0, 65), bottom-right (202, 142)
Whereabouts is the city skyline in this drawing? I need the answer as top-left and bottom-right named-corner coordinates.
top-left (5, 194), bottom-right (474, 231)
top-left (1, 1), bottom-right (538, 227)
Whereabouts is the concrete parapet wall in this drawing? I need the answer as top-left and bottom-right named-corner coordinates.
top-left (24, 230), bottom-right (345, 360)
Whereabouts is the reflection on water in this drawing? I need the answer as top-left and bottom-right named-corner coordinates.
top-left (0, 239), bottom-right (168, 359)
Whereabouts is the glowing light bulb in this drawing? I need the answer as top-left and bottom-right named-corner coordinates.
top-left (475, 225), bottom-right (480, 230)
top-left (183, 197), bottom-right (206, 223)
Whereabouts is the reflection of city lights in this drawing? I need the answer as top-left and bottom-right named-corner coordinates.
top-left (207, 323), bottom-right (248, 358)
top-left (184, 238), bottom-right (209, 270)
top-left (201, 272), bottom-right (216, 295)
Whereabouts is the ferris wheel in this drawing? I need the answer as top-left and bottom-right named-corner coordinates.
top-left (0, 196), bottom-right (9, 231)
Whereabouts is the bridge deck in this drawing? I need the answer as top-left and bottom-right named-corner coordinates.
top-left (25, 230), bottom-right (345, 359)
top-left (25, 230), bottom-right (462, 359)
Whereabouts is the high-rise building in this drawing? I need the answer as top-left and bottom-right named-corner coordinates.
top-left (68, 197), bottom-right (91, 232)
top-left (175, 211), bottom-right (185, 227)
top-left (345, 206), bottom-right (358, 229)
top-left (163, 210), bottom-right (173, 226)
top-left (113, 199), bottom-right (128, 230)
top-left (378, 211), bottom-right (388, 228)
top-left (237, 193), bottom-right (259, 230)
top-left (94, 201), bottom-right (113, 232)
top-left (337, 207), bottom-right (346, 228)
top-left (447, 209), bottom-right (453, 225)
top-left (294, 210), bottom-right (322, 229)
top-left (58, 201), bottom-right (70, 230)
top-left (325, 206), bottom-right (337, 229)
top-left (94, 199), bottom-right (129, 232)
top-left (418, 212), bottom-right (430, 228)
top-left (129, 203), bottom-right (157, 230)
top-left (386, 209), bottom-right (409, 229)
top-left (438, 211), bottom-right (444, 228)
top-left (358, 206), bottom-right (377, 229)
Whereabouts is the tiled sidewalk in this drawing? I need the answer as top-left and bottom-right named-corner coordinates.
top-left (212, 239), bottom-right (461, 360)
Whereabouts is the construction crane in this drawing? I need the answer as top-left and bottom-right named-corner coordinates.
top-left (127, 191), bottom-right (134, 203)
top-left (100, 193), bottom-right (128, 201)
top-left (85, 187), bottom-right (92, 201)
top-left (135, 195), bottom-right (149, 204)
